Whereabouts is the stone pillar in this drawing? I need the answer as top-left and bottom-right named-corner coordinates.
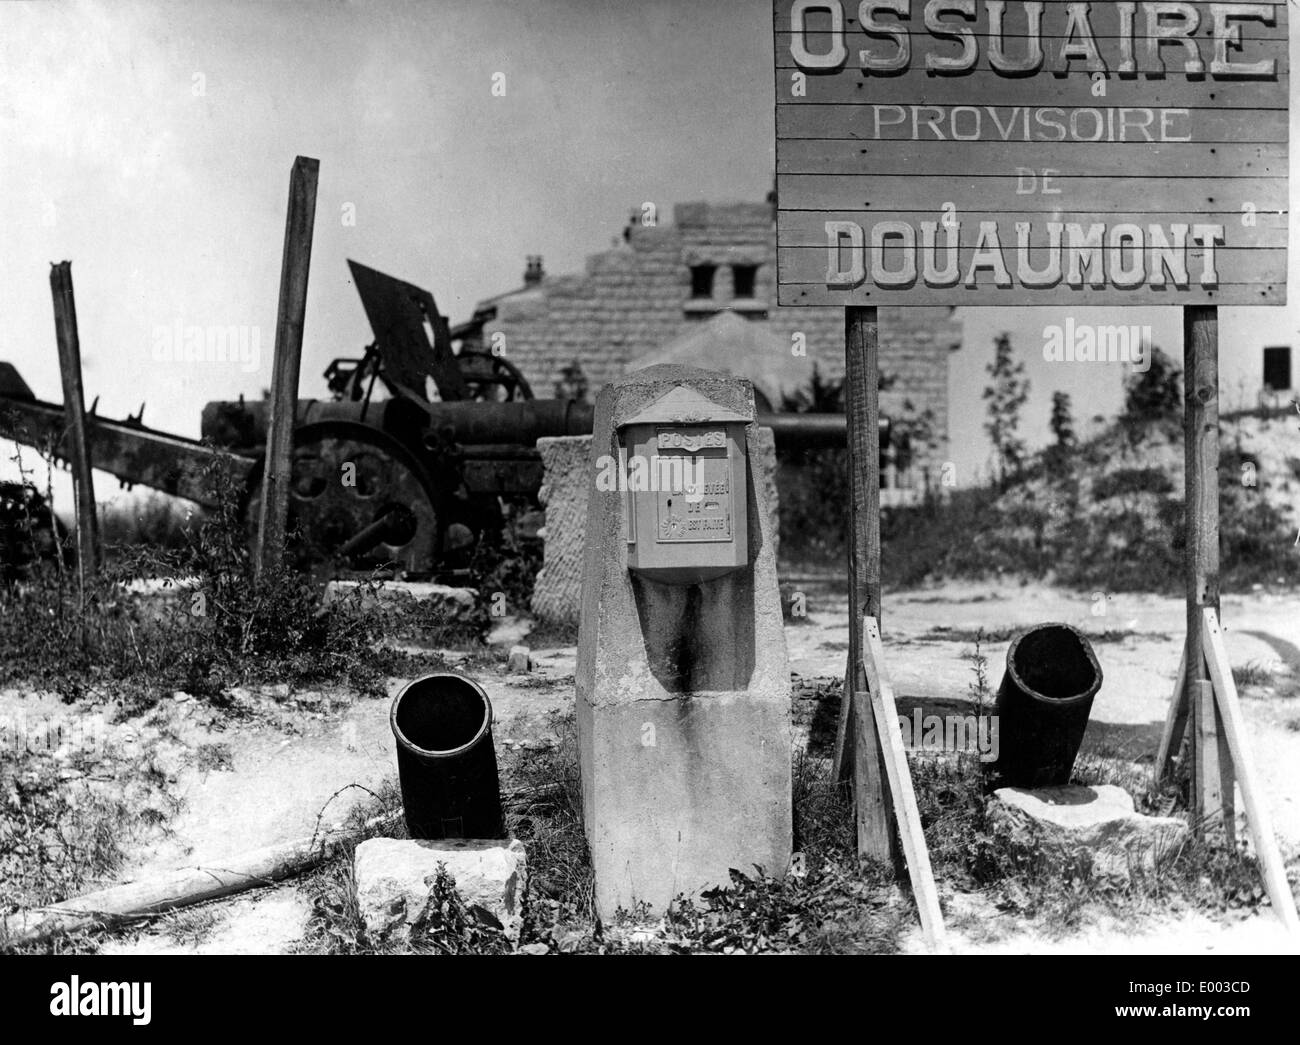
top-left (576, 364), bottom-right (792, 918)
top-left (531, 435), bottom-right (592, 625)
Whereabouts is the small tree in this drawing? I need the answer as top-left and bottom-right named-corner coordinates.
top-left (1044, 390), bottom-right (1078, 482)
top-left (983, 333), bottom-right (1030, 485)
top-left (1049, 391), bottom-right (1076, 450)
top-left (1123, 344), bottom-right (1182, 423)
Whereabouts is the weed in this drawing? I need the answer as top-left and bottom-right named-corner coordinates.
top-left (194, 743), bottom-right (234, 773)
top-left (1232, 660), bottom-right (1276, 688)
top-left (522, 619), bottom-right (579, 648)
top-left (160, 905), bottom-right (219, 946)
top-left (504, 712), bottom-right (595, 936)
top-left (791, 750), bottom-right (854, 863)
top-left (295, 781), bottom-right (407, 955)
top-left (0, 754), bottom-right (133, 920)
top-left (665, 863), bottom-right (907, 955)
top-left (407, 866), bottom-right (512, 955)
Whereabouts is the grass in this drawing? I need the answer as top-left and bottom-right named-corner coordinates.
top-left (1232, 660), bottom-right (1277, 689)
top-left (194, 742), bottom-right (234, 773)
top-left (0, 750), bottom-right (143, 953)
top-left (521, 619), bottom-right (580, 649)
top-left (0, 449), bottom-right (482, 711)
top-left (160, 905), bottom-right (220, 947)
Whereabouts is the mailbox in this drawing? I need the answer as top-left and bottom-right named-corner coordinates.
top-left (619, 385), bottom-right (750, 585)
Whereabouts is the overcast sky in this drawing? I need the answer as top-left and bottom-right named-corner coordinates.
top-left (1, 0), bottom-right (1296, 508)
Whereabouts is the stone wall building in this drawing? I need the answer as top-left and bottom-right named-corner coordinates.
top-left (464, 197), bottom-right (962, 489)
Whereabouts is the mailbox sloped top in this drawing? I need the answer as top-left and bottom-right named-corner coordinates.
top-left (621, 384), bottom-right (752, 427)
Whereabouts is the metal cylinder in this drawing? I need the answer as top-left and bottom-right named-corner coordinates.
top-left (991, 623), bottom-right (1103, 788)
top-left (389, 672), bottom-right (505, 839)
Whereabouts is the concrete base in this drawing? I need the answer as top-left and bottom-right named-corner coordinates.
top-left (576, 365), bottom-right (792, 918)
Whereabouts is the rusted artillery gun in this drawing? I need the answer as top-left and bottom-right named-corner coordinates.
top-left (0, 262), bottom-right (857, 579)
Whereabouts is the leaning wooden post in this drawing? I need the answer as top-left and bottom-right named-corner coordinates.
top-left (49, 261), bottom-right (99, 596)
top-left (834, 304), bottom-right (897, 864)
top-left (255, 156), bottom-right (319, 581)
top-left (1183, 305), bottom-right (1235, 841)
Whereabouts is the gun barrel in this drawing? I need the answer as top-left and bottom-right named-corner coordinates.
top-left (0, 390), bottom-right (254, 508)
top-left (201, 397), bottom-right (857, 451)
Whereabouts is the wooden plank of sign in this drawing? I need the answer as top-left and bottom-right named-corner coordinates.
top-left (779, 174), bottom-right (1285, 212)
top-left (776, 103), bottom-right (1288, 141)
top-left (778, 281), bottom-right (1283, 306)
top-left (777, 50), bottom-right (1289, 83)
top-left (778, 68), bottom-right (1287, 109)
top-left (778, 247), bottom-right (1288, 285)
top-left (777, 140), bottom-right (1287, 180)
top-left (771, 0), bottom-right (1289, 28)
top-left (778, 210), bottom-right (1288, 249)
top-left (772, 0), bottom-right (1288, 42)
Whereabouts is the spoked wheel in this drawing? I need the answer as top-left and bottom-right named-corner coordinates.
top-left (0, 482), bottom-right (71, 584)
top-left (457, 349), bottom-right (534, 402)
top-left (243, 421), bottom-right (441, 577)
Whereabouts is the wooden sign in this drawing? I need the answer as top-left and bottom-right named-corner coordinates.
top-left (773, 0), bottom-right (1289, 306)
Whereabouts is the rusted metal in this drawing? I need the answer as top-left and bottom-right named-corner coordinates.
top-left (991, 623), bottom-right (1104, 788)
top-left (0, 392), bottom-right (255, 509)
top-left (390, 673), bottom-right (505, 840)
top-left (349, 259), bottom-right (469, 402)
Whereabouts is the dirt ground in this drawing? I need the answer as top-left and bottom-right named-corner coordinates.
top-left (7, 579), bottom-right (1298, 955)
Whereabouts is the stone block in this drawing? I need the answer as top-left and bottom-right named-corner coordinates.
top-left (531, 435), bottom-right (592, 625)
top-left (323, 580), bottom-right (488, 640)
top-left (990, 785), bottom-right (1190, 882)
top-left (353, 836), bottom-right (527, 942)
top-left (507, 645), bottom-right (532, 673)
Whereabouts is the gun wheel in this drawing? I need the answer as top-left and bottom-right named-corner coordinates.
top-left (243, 421), bottom-right (441, 577)
top-left (0, 482), bottom-right (71, 583)
top-left (456, 350), bottom-right (534, 402)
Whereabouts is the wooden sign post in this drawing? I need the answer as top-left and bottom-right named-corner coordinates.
top-left (774, 0), bottom-right (1292, 938)
top-left (837, 305), bottom-right (898, 865)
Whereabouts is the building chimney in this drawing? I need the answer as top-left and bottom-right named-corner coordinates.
top-left (524, 255), bottom-right (544, 287)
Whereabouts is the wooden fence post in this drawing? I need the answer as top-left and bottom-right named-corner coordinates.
top-left (49, 261), bottom-right (98, 598)
top-left (255, 156), bottom-right (320, 580)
